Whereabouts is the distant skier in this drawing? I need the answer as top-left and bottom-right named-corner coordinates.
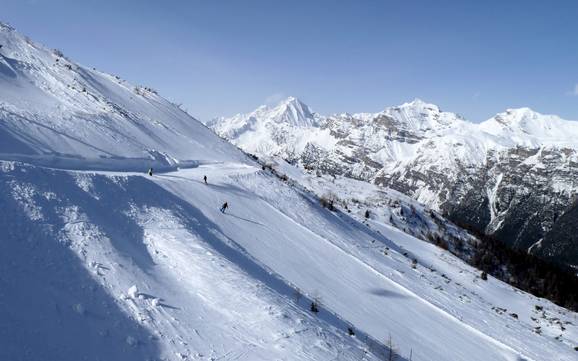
top-left (203, 175), bottom-right (207, 184)
top-left (148, 167), bottom-right (153, 176)
top-left (220, 202), bottom-right (228, 213)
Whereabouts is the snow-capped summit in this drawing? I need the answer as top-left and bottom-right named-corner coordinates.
top-left (207, 97), bottom-right (329, 156)
top-left (269, 96), bottom-right (319, 127)
top-left (400, 98), bottom-right (439, 110)
top-left (378, 98), bottom-right (465, 133)
top-left (480, 107), bottom-right (578, 147)
top-left (209, 96), bottom-right (321, 133)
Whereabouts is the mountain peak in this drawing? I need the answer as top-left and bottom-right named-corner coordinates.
top-left (375, 98), bottom-right (464, 132)
top-left (407, 98), bottom-right (428, 106)
top-left (504, 107), bottom-right (540, 118)
top-left (399, 98), bottom-right (440, 112)
top-left (277, 96), bottom-right (308, 111)
top-left (281, 95), bottom-right (299, 104)
top-left (269, 96), bottom-right (319, 127)
top-left (209, 96), bottom-right (321, 140)
top-left (494, 107), bottom-right (559, 126)
top-left (479, 107), bottom-right (578, 145)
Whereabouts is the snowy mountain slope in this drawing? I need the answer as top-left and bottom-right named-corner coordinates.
top-left (267, 155), bottom-right (477, 258)
top-left (1, 22), bottom-right (577, 361)
top-left (210, 97), bottom-right (578, 267)
top-left (256, 157), bottom-right (578, 356)
top-left (0, 22), bottom-right (242, 170)
top-left (0, 23), bottom-right (375, 361)
top-left (3, 160), bottom-right (577, 361)
top-left (0, 161), bottom-right (380, 361)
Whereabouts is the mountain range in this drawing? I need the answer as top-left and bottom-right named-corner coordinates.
top-left (209, 97), bottom-right (578, 269)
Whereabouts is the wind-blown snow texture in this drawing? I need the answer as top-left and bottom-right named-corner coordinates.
top-left (1, 23), bottom-right (577, 361)
top-left (210, 97), bottom-right (578, 268)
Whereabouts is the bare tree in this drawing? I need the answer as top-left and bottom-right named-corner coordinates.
top-left (386, 333), bottom-right (397, 361)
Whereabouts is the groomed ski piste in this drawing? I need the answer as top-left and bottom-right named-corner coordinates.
top-left (0, 22), bottom-right (577, 361)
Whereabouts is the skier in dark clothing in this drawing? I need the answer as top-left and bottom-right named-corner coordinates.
top-left (220, 202), bottom-right (228, 213)
top-left (148, 167), bottom-right (153, 176)
top-left (203, 175), bottom-right (207, 184)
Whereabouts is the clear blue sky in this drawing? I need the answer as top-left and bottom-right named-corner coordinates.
top-left (2, 0), bottom-right (578, 121)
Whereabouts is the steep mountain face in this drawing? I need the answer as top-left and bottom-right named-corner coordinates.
top-left (207, 96), bottom-right (329, 158)
top-left (210, 98), bottom-right (578, 268)
top-left (0, 22), bottom-right (242, 171)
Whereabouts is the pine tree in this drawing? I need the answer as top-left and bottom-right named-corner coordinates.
top-left (481, 271), bottom-right (488, 281)
top-left (310, 301), bottom-right (319, 313)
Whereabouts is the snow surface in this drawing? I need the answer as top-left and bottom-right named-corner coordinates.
top-left (1, 22), bottom-right (577, 361)
top-left (3, 161), bottom-right (577, 361)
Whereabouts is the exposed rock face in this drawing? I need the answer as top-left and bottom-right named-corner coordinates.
top-left (210, 98), bottom-right (578, 268)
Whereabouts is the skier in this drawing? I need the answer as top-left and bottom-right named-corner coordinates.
top-left (203, 175), bottom-right (207, 184)
top-left (148, 167), bottom-right (153, 176)
top-left (220, 202), bottom-right (228, 213)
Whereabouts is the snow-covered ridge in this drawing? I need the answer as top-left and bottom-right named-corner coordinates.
top-left (212, 96), bottom-right (578, 150)
top-left (479, 107), bottom-right (578, 147)
top-left (210, 95), bottom-right (578, 180)
top-left (0, 22), bottom-right (245, 170)
top-left (210, 94), bottom-right (578, 185)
